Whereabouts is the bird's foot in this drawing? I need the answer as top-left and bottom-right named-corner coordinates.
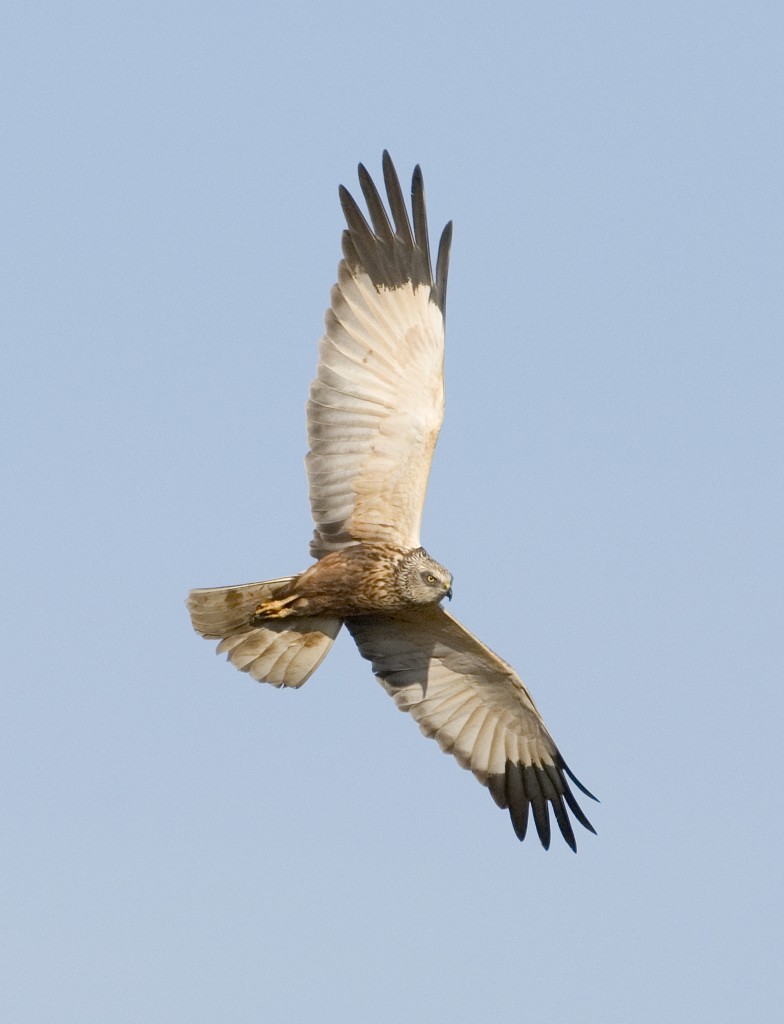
top-left (251, 596), bottom-right (298, 622)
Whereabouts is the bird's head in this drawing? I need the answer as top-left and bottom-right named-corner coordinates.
top-left (396, 547), bottom-right (453, 606)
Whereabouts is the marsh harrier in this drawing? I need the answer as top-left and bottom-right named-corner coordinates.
top-left (188, 153), bottom-right (597, 850)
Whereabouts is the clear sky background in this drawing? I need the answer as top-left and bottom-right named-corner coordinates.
top-left (3, 3), bottom-right (782, 1021)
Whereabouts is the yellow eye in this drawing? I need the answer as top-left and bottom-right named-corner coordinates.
top-left (427, 574), bottom-right (436, 583)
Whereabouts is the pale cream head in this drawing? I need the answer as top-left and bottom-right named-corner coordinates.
top-left (394, 547), bottom-right (453, 606)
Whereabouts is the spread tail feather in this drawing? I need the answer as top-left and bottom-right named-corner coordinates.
top-left (187, 578), bottom-right (342, 688)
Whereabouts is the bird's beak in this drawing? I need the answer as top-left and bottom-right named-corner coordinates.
top-left (445, 586), bottom-right (453, 602)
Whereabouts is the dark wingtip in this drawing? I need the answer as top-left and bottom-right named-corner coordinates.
top-left (435, 221), bottom-right (453, 315)
top-left (490, 759), bottom-right (597, 850)
top-left (338, 153), bottom-right (450, 312)
top-left (563, 762), bottom-right (600, 802)
top-left (337, 183), bottom-right (356, 219)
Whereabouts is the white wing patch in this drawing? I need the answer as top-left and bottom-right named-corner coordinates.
top-left (307, 269), bottom-right (445, 555)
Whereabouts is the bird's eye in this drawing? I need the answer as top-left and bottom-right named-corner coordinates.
top-left (426, 574), bottom-right (436, 583)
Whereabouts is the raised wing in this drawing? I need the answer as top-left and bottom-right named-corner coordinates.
top-left (307, 151), bottom-right (453, 558)
top-left (345, 607), bottom-right (597, 850)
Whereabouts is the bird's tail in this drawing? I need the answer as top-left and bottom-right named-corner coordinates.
top-left (187, 577), bottom-right (342, 688)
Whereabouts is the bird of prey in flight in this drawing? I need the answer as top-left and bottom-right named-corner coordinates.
top-left (188, 152), bottom-right (597, 850)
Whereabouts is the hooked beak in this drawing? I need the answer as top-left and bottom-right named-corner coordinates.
top-left (445, 586), bottom-right (453, 602)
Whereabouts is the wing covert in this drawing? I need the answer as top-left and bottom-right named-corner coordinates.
top-left (307, 152), bottom-right (453, 557)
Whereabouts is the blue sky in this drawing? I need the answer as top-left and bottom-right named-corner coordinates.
top-left (3, 2), bottom-right (782, 1021)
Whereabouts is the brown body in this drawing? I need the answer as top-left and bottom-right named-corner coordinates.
top-left (253, 543), bottom-right (413, 620)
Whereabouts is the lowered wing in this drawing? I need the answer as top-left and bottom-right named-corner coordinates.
top-left (346, 606), bottom-right (597, 850)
